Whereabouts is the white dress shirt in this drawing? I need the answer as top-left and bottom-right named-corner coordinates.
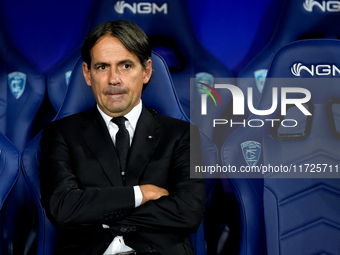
top-left (97, 100), bottom-right (143, 255)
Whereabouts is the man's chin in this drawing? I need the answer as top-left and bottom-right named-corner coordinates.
top-left (105, 104), bottom-right (131, 117)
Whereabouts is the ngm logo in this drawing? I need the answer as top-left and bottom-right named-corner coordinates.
top-left (114, 1), bottom-right (167, 14)
top-left (303, 0), bottom-right (340, 12)
top-left (291, 63), bottom-right (340, 76)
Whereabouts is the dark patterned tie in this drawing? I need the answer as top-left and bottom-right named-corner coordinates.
top-left (111, 116), bottom-right (130, 182)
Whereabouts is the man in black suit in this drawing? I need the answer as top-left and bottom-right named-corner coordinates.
top-left (39, 20), bottom-right (205, 255)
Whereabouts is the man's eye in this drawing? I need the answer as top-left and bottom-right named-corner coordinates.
top-left (122, 64), bottom-right (131, 69)
top-left (98, 65), bottom-right (106, 70)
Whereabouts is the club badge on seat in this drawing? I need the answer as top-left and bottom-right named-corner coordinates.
top-left (8, 72), bottom-right (26, 99)
top-left (241, 141), bottom-right (261, 167)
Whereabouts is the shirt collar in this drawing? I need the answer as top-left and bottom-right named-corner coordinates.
top-left (97, 100), bottom-right (142, 130)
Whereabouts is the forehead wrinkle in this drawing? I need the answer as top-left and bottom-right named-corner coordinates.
top-left (117, 59), bottom-right (135, 65)
top-left (90, 35), bottom-right (142, 70)
top-left (93, 61), bottom-right (110, 67)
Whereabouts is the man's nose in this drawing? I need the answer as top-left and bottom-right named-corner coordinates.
top-left (109, 68), bottom-right (120, 85)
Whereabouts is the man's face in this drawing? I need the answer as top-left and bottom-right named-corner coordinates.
top-left (82, 35), bottom-right (152, 117)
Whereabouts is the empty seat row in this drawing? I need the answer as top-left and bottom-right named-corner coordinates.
top-left (220, 39), bottom-right (340, 255)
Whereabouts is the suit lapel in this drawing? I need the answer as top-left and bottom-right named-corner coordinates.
top-left (125, 106), bottom-right (163, 186)
top-left (80, 108), bottom-right (124, 186)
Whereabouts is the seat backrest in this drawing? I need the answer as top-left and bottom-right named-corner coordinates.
top-left (257, 39), bottom-right (340, 255)
top-left (0, 24), bottom-right (47, 254)
top-left (46, 47), bottom-right (81, 113)
top-left (21, 134), bottom-right (57, 255)
top-left (0, 21), bottom-right (45, 151)
top-left (55, 52), bottom-right (189, 121)
top-left (0, 132), bottom-right (21, 254)
top-left (190, 77), bottom-right (237, 154)
top-left (237, 0), bottom-right (340, 117)
top-left (221, 125), bottom-right (266, 255)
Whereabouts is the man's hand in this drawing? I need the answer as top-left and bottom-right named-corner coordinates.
top-left (139, 184), bottom-right (169, 205)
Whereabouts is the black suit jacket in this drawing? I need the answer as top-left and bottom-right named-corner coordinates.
top-left (39, 105), bottom-right (205, 255)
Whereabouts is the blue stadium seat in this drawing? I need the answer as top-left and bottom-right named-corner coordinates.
top-left (0, 20), bottom-right (45, 151)
top-left (28, 52), bottom-right (210, 255)
top-left (237, 0), bottom-right (340, 118)
top-left (191, 77), bottom-right (238, 253)
top-left (223, 39), bottom-right (340, 255)
top-left (0, 18), bottom-right (47, 255)
top-left (221, 125), bottom-right (266, 255)
top-left (190, 77), bottom-right (237, 155)
top-left (0, 132), bottom-right (21, 254)
top-left (260, 39), bottom-right (340, 255)
top-left (55, 52), bottom-right (189, 121)
top-left (22, 134), bottom-right (57, 255)
top-left (46, 47), bottom-right (82, 113)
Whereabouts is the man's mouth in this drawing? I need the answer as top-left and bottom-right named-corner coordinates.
top-left (103, 87), bottom-right (128, 96)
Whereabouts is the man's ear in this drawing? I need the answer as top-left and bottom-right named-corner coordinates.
top-left (143, 59), bottom-right (152, 84)
top-left (82, 62), bottom-right (92, 86)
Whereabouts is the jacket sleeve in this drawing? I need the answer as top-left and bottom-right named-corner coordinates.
top-left (109, 124), bottom-right (206, 235)
top-left (39, 122), bottom-right (136, 228)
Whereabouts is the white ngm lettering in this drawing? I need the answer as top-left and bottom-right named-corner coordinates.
top-left (114, 1), bottom-right (168, 14)
top-left (304, 0), bottom-right (340, 12)
top-left (291, 63), bottom-right (340, 76)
